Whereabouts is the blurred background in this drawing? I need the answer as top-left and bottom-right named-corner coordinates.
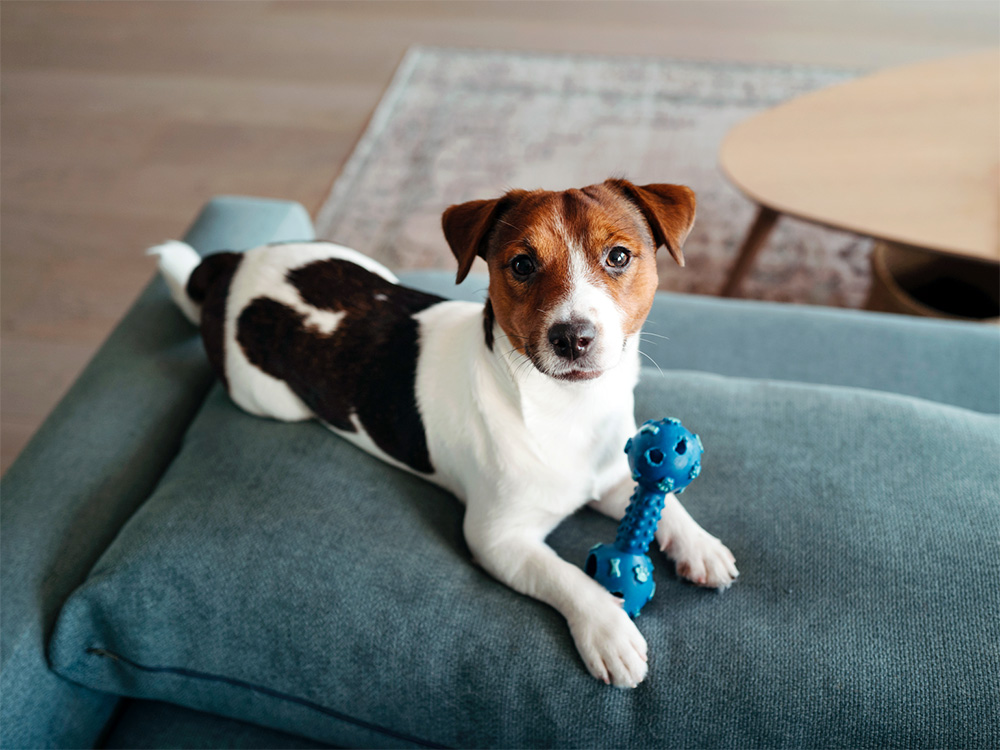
top-left (2, 0), bottom-right (998, 473)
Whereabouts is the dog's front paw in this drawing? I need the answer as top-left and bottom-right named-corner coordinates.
top-left (661, 529), bottom-right (739, 590)
top-left (569, 595), bottom-right (648, 688)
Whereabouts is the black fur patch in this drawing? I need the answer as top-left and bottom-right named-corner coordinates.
top-left (482, 299), bottom-right (495, 351)
top-left (187, 252), bottom-right (243, 390)
top-left (236, 259), bottom-right (445, 475)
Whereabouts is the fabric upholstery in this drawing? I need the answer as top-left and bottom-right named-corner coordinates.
top-left (0, 196), bottom-right (315, 749)
top-left (103, 700), bottom-right (330, 749)
top-left (48, 369), bottom-right (1000, 748)
top-left (402, 271), bottom-right (1000, 414)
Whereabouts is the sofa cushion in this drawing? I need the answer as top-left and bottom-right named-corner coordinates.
top-left (49, 371), bottom-right (1000, 748)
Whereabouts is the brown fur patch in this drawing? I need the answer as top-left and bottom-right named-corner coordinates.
top-left (603, 179), bottom-right (697, 267)
top-left (235, 259), bottom-right (444, 474)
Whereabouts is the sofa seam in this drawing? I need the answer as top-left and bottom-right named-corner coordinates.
top-left (85, 647), bottom-right (448, 749)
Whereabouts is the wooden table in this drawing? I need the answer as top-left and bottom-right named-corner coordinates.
top-left (719, 49), bottom-right (1000, 297)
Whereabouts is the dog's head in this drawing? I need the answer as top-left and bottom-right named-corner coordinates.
top-left (442, 179), bottom-right (696, 381)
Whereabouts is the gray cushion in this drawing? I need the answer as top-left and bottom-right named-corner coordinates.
top-left (49, 371), bottom-right (1000, 748)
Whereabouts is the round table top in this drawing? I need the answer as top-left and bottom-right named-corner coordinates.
top-left (720, 49), bottom-right (999, 262)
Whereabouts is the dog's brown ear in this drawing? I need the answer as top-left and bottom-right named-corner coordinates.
top-left (442, 192), bottom-right (523, 284)
top-left (605, 179), bottom-right (696, 267)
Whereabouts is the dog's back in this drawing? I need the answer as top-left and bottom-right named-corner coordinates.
top-left (150, 240), bottom-right (446, 474)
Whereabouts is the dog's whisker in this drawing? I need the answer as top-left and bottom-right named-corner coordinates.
top-left (508, 351), bottom-right (530, 369)
top-left (501, 347), bottom-right (523, 365)
top-left (515, 354), bottom-right (536, 379)
top-left (494, 333), bottom-right (531, 364)
top-left (639, 332), bottom-right (670, 340)
top-left (496, 337), bottom-right (532, 372)
top-left (639, 349), bottom-right (666, 379)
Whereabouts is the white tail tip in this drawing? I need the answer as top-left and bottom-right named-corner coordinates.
top-left (148, 240), bottom-right (202, 325)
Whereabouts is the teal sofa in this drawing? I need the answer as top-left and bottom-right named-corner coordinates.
top-left (2, 197), bottom-right (997, 748)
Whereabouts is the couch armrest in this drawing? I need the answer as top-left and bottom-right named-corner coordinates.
top-left (0, 197), bottom-right (314, 749)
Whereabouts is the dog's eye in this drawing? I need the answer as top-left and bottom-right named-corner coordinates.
top-left (606, 247), bottom-right (631, 269)
top-left (510, 254), bottom-right (536, 279)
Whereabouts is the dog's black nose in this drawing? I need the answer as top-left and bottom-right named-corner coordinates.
top-left (548, 320), bottom-right (596, 361)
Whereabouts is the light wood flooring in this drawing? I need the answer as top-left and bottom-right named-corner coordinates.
top-left (2, 0), bottom-right (997, 474)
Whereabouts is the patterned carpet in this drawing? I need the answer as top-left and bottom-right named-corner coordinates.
top-left (316, 47), bottom-right (873, 308)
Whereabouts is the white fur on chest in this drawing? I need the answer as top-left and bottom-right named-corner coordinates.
top-left (415, 302), bottom-right (638, 527)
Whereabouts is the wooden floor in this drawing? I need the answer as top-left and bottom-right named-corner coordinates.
top-left (2, 1), bottom-right (997, 474)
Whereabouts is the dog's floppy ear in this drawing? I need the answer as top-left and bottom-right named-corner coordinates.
top-left (442, 192), bottom-right (523, 284)
top-left (605, 179), bottom-right (696, 267)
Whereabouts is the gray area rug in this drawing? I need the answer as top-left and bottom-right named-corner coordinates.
top-left (316, 47), bottom-right (872, 308)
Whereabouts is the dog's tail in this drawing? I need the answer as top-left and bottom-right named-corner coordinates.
top-left (147, 240), bottom-right (203, 326)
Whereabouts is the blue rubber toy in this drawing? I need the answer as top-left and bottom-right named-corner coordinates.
top-left (585, 418), bottom-right (703, 618)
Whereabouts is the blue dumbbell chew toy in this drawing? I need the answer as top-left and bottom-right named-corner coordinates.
top-left (585, 418), bottom-right (703, 618)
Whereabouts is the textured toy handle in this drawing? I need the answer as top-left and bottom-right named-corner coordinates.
top-left (614, 486), bottom-right (667, 555)
top-left (585, 418), bottom-right (703, 617)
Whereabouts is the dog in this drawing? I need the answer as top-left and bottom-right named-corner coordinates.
top-left (150, 178), bottom-right (738, 688)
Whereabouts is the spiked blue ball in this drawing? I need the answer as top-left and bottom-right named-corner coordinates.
top-left (625, 418), bottom-right (703, 496)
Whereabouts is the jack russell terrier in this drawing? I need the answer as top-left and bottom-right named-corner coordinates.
top-left (150, 178), bottom-right (738, 688)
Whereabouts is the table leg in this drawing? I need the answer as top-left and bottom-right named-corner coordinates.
top-left (720, 205), bottom-right (780, 297)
